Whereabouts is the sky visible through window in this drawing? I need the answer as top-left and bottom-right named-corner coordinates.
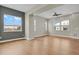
top-left (4, 14), bottom-right (22, 26)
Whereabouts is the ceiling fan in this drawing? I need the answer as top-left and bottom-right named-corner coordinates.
top-left (53, 12), bottom-right (62, 16)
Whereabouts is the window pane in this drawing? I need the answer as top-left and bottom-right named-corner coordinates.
top-left (54, 22), bottom-right (60, 31)
top-left (4, 14), bottom-right (22, 32)
top-left (61, 20), bottom-right (69, 25)
top-left (45, 21), bottom-right (47, 31)
top-left (34, 19), bottom-right (36, 32)
top-left (55, 23), bottom-right (60, 26)
top-left (56, 27), bottom-right (60, 31)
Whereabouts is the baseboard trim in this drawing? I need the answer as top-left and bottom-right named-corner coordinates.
top-left (26, 37), bottom-right (35, 40)
top-left (50, 34), bottom-right (79, 39)
top-left (0, 37), bottom-right (25, 43)
top-left (34, 34), bottom-right (48, 38)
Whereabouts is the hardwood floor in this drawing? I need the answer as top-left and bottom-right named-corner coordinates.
top-left (0, 36), bottom-right (79, 55)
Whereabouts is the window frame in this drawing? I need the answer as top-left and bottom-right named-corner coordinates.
top-left (3, 14), bottom-right (23, 32)
top-left (54, 20), bottom-right (69, 31)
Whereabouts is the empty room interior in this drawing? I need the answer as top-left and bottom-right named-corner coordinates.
top-left (0, 4), bottom-right (79, 55)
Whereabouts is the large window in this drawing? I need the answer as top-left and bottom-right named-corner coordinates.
top-left (4, 14), bottom-right (22, 32)
top-left (45, 21), bottom-right (47, 31)
top-left (54, 20), bottom-right (69, 31)
top-left (55, 23), bottom-right (60, 31)
top-left (34, 19), bottom-right (36, 32)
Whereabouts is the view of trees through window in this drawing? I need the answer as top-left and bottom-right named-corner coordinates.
top-left (4, 14), bottom-right (22, 32)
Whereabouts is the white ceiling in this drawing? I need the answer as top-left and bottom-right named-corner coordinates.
top-left (37, 4), bottom-right (79, 19)
top-left (1, 4), bottom-right (79, 19)
top-left (1, 4), bottom-right (37, 12)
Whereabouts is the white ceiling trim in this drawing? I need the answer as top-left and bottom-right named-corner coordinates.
top-left (0, 4), bottom-right (37, 12)
top-left (37, 4), bottom-right (79, 19)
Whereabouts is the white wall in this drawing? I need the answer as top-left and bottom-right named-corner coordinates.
top-left (48, 13), bottom-right (79, 39)
top-left (25, 13), bottom-right (79, 40)
top-left (25, 14), bottom-right (30, 40)
top-left (29, 15), bottom-right (48, 39)
top-left (70, 13), bottom-right (79, 37)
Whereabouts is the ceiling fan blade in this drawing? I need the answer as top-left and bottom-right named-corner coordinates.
top-left (53, 12), bottom-right (62, 16)
top-left (53, 12), bottom-right (57, 16)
